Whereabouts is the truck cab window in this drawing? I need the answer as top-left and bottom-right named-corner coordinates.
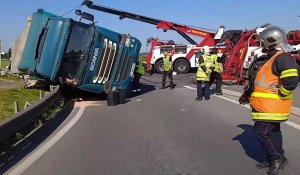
top-left (60, 21), bottom-right (94, 81)
top-left (160, 46), bottom-right (172, 54)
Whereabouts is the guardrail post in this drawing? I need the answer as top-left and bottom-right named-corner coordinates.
top-left (14, 101), bottom-right (19, 114)
top-left (40, 90), bottom-right (43, 99)
top-left (24, 101), bottom-right (32, 109)
top-left (50, 85), bottom-right (56, 92)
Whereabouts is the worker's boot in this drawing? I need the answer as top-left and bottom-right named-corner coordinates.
top-left (169, 82), bottom-right (175, 90)
top-left (205, 96), bottom-right (210, 101)
top-left (216, 91), bottom-right (223, 95)
top-left (255, 161), bottom-right (270, 170)
top-left (195, 97), bottom-right (203, 101)
top-left (267, 157), bottom-right (288, 175)
top-left (160, 83), bottom-right (166, 89)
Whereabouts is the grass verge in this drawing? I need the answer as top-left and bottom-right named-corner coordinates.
top-left (0, 88), bottom-right (43, 121)
top-left (0, 59), bottom-right (10, 68)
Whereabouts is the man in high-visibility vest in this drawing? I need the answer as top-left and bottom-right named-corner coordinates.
top-left (209, 47), bottom-right (223, 95)
top-left (132, 57), bottom-right (147, 93)
top-left (239, 26), bottom-right (299, 175)
top-left (161, 51), bottom-right (175, 90)
top-left (195, 46), bottom-right (215, 101)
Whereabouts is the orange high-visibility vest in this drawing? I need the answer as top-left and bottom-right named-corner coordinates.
top-left (250, 51), bottom-right (293, 122)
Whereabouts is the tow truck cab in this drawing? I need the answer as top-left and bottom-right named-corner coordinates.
top-left (18, 9), bottom-right (141, 93)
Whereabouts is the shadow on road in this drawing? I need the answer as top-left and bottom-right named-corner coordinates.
top-left (129, 83), bottom-right (156, 98)
top-left (232, 124), bottom-right (267, 163)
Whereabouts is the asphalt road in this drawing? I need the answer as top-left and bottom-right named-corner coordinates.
top-left (7, 83), bottom-right (300, 175)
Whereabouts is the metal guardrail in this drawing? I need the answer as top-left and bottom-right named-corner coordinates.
top-left (0, 85), bottom-right (61, 142)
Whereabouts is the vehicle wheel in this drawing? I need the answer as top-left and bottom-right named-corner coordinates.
top-left (174, 59), bottom-right (190, 74)
top-left (154, 59), bottom-right (164, 74)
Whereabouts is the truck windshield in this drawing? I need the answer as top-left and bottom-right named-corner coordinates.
top-left (60, 21), bottom-right (94, 81)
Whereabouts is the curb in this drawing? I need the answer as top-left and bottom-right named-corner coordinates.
top-left (222, 88), bottom-right (300, 117)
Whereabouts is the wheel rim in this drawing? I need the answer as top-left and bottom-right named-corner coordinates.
top-left (177, 62), bottom-right (187, 72)
top-left (159, 63), bottom-right (164, 72)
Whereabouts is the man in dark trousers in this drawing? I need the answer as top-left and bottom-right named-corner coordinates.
top-left (161, 51), bottom-right (175, 90)
top-left (195, 46), bottom-right (214, 101)
top-left (132, 58), bottom-right (146, 93)
top-left (239, 26), bottom-right (299, 175)
top-left (209, 47), bottom-right (223, 95)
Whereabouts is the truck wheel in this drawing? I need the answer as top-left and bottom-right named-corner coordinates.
top-left (174, 59), bottom-right (190, 74)
top-left (154, 59), bottom-right (164, 74)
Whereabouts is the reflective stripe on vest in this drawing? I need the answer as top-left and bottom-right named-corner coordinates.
top-left (136, 61), bottom-right (145, 75)
top-left (211, 54), bottom-right (220, 73)
top-left (196, 54), bottom-right (213, 81)
top-left (252, 112), bottom-right (289, 121)
top-left (250, 51), bottom-right (292, 122)
top-left (251, 92), bottom-right (292, 100)
top-left (163, 56), bottom-right (171, 71)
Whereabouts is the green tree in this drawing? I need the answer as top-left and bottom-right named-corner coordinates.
top-left (5, 48), bottom-right (11, 59)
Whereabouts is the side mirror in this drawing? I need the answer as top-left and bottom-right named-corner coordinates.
top-left (81, 12), bottom-right (94, 22)
top-left (75, 10), bottom-right (94, 22)
top-left (75, 10), bottom-right (82, 16)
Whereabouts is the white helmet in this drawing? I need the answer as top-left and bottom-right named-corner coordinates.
top-left (201, 46), bottom-right (210, 55)
top-left (258, 26), bottom-right (295, 52)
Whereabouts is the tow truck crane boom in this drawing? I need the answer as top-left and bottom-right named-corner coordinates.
top-left (82, 0), bottom-right (223, 46)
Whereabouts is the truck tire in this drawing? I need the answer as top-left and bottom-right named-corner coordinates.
top-left (173, 59), bottom-right (190, 74)
top-left (154, 59), bottom-right (164, 74)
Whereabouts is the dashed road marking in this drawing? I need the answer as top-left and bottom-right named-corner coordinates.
top-left (184, 85), bottom-right (300, 131)
top-left (7, 156), bottom-right (15, 162)
top-left (21, 143), bottom-right (32, 151)
top-left (6, 106), bottom-right (86, 175)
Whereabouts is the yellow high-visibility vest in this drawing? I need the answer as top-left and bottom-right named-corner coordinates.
top-left (196, 54), bottom-right (214, 81)
top-left (163, 55), bottom-right (172, 71)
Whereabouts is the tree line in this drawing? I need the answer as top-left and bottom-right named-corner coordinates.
top-left (1, 48), bottom-right (11, 59)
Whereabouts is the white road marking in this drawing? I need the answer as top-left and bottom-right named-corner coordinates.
top-left (184, 86), bottom-right (300, 131)
top-left (184, 86), bottom-right (197, 90)
top-left (6, 106), bottom-right (86, 175)
top-left (7, 156), bottom-right (15, 161)
top-left (285, 121), bottom-right (300, 130)
top-left (21, 142), bottom-right (32, 151)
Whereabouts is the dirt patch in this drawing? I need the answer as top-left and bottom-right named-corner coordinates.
top-left (0, 79), bottom-right (25, 91)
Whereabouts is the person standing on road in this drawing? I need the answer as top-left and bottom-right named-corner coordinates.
top-left (239, 26), bottom-right (299, 175)
top-left (209, 47), bottom-right (223, 95)
top-left (161, 51), bottom-right (175, 90)
top-left (195, 46), bottom-right (215, 101)
top-left (132, 57), bottom-right (147, 93)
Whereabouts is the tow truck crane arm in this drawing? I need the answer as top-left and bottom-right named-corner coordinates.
top-left (82, 0), bottom-right (221, 46)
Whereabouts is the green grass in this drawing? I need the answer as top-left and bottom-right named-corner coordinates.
top-left (0, 88), bottom-right (42, 121)
top-left (0, 59), bottom-right (10, 68)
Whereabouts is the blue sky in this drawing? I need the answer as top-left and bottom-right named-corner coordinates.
top-left (0, 0), bottom-right (299, 52)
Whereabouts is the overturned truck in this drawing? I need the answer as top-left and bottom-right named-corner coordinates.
top-left (17, 9), bottom-right (141, 94)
